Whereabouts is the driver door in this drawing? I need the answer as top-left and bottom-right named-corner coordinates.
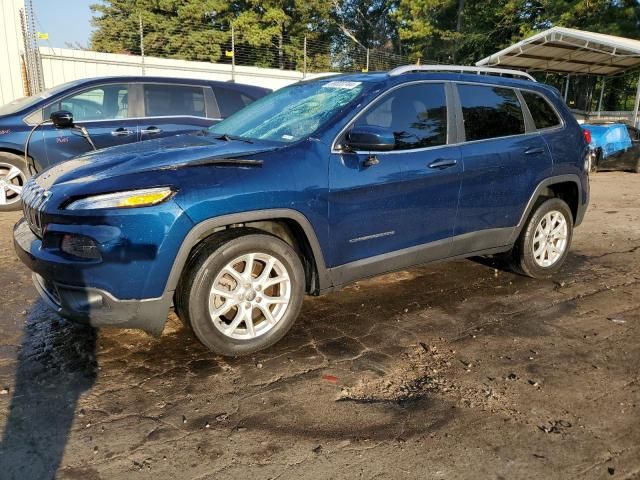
top-left (327, 82), bottom-right (461, 278)
top-left (39, 83), bottom-right (139, 169)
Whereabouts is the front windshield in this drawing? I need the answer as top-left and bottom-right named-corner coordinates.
top-left (209, 79), bottom-right (365, 143)
top-left (0, 80), bottom-right (84, 116)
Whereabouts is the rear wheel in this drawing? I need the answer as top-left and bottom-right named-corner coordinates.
top-left (176, 229), bottom-right (305, 356)
top-left (634, 158), bottom-right (640, 173)
top-left (0, 152), bottom-right (28, 212)
top-left (510, 198), bottom-right (573, 278)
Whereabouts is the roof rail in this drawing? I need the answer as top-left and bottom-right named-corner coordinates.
top-left (388, 65), bottom-right (537, 82)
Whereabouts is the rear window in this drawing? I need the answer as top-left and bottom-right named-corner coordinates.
top-left (214, 87), bottom-right (254, 118)
top-left (522, 91), bottom-right (561, 130)
top-left (458, 84), bottom-right (525, 141)
top-left (144, 84), bottom-right (206, 117)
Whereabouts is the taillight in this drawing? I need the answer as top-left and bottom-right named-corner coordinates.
top-left (583, 129), bottom-right (592, 145)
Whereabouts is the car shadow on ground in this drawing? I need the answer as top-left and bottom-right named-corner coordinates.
top-left (0, 301), bottom-right (97, 480)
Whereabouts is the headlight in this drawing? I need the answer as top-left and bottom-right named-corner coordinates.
top-left (66, 187), bottom-right (174, 210)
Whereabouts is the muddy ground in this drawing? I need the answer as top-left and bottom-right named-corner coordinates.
top-left (0, 172), bottom-right (638, 480)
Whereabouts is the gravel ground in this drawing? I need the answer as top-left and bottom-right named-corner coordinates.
top-left (0, 172), bottom-right (638, 480)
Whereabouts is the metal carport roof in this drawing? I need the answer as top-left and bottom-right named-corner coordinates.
top-left (476, 27), bottom-right (640, 76)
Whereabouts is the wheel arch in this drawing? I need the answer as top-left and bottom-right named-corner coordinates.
top-left (510, 174), bottom-right (584, 243)
top-left (165, 209), bottom-right (331, 297)
top-left (0, 145), bottom-right (39, 173)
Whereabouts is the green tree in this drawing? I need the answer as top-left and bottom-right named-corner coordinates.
top-left (332, 0), bottom-right (401, 71)
top-left (232, 0), bottom-right (335, 71)
top-left (395, 0), bottom-right (640, 65)
top-left (91, 0), bottom-right (234, 62)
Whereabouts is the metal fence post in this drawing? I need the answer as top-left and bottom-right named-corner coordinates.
top-left (303, 35), bottom-right (307, 78)
top-left (139, 14), bottom-right (145, 75)
top-left (231, 24), bottom-right (235, 82)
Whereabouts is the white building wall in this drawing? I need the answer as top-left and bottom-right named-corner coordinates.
top-left (0, 0), bottom-right (26, 104)
top-left (39, 47), bottom-right (329, 91)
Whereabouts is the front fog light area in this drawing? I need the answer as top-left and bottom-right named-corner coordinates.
top-left (60, 234), bottom-right (101, 260)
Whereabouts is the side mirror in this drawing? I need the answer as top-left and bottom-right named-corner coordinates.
top-left (50, 110), bottom-right (74, 129)
top-left (343, 125), bottom-right (395, 152)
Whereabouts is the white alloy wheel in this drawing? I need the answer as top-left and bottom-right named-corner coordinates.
top-left (0, 162), bottom-right (26, 206)
top-left (208, 252), bottom-right (291, 340)
top-left (532, 210), bottom-right (569, 268)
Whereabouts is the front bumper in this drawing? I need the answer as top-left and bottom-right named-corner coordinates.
top-left (14, 219), bottom-right (171, 334)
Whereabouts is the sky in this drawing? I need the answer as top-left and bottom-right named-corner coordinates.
top-left (31, 0), bottom-right (95, 48)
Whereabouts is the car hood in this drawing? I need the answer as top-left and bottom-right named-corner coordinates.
top-left (35, 133), bottom-right (280, 190)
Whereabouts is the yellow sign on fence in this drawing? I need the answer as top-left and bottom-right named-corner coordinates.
top-left (37, 32), bottom-right (49, 40)
top-left (225, 50), bottom-right (234, 58)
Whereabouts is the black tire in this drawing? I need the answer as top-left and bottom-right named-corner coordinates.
top-left (634, 159), bottom-right (640, 174)
top-left (510, 198), bottom-right (573, 279)
top-left (175, 228), bottom-right (305, 356)
top-left (0, 152), bottom-right (28, 212)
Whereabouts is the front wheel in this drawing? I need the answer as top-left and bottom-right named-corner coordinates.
top-left (175, 229), bottom-right (305, 356)
top-left (0, 152), bottom-right (28, 212)
top-left (510, 198), bottom-right (573, 278)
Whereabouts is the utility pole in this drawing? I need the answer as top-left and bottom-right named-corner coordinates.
top-left (365, 48), bottom-right (369, 72)
top-left (139, 14), bottom-right (145, 75)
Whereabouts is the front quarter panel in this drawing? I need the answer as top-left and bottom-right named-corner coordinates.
top-left (174, 140), bottom-right (331, 253)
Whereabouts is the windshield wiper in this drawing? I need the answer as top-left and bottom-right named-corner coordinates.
top-left (212, 133), bottom-right (253, 144)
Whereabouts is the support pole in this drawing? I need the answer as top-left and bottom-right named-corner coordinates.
top-left (139, 14), bottom-right (145, 76)
top-left (366, 48), bottom-right (369, 72)
top-left (597, 77), bottom-right (605, 118)
top-left (633, 72), bottom-right (640, 128)
top-left (564, 74), bottom-right (570, 103)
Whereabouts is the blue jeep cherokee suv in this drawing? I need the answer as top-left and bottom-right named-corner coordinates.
top-left (0, 76), bottom-right (269, 211)
top-left (14, 66), bottom-right (590, 356)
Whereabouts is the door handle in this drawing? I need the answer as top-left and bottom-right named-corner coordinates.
top-left (428, 158), bottom-right (458, 169)
top-left (111, 128), bottom-right (134, 137)
top-left (524, 147), bottom-right (545, 155)
top-left (141, 127), bottom-right (163, 135)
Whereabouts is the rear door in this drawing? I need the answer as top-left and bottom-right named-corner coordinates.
top-left (40, 83), bottom-right (138, 168)
top-left (453, 83), bottom-right (552, 253)
top-left (137, 83), bottom-right (217, 141)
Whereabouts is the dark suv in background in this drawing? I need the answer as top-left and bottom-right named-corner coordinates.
top-left (14, 66), bottom-right (590, 356)
top-left (0, 76), bottom-right (270, 210)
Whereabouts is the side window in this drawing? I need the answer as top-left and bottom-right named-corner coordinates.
top-left (144, 84), bottom-right (206, 117)
top-left (522, 91), bottom-right (561, 130)
top-left (215, 87), bottom-right (254, 118)
top-left (44, 84), bottom-right (129, 122)
top-left (458, 84), bottom-right (525, 141)
top-left (355, 83), bottom-right (447, 150)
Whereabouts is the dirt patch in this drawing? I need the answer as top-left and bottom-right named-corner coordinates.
top-left (338, 343), bottom-right (454, 404)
